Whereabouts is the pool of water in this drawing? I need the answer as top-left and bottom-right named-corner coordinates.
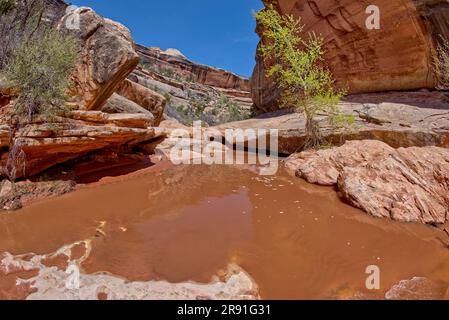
top-left (1, 163), bottom-right (448, 299)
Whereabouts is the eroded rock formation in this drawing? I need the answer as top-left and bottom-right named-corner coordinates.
top-left (0, 4), bottom-right (164, 179)
top-left (217, 91), bottom-right (449, 154)
top-left (252, 0), bottom-right (449, 112)
top-left (130, 46), bottom-right (253, 125)
top-left (59, 7), bottom-right (140, 111)
top-left (115, 79), bottom-right (165, 125)
top-left (285, 140), bottom-right (449, 224)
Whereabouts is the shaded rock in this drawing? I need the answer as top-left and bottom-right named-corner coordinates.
top-left (115, 79), bottom-right (165, 125)
top-left (0, 125), bottom-right (10, 149)
top-left (286, 140), bottom-right (449, 224)
top-left (102, 93), bottom-right (153, 116)
top-left (252, 0), bottom-right (449, 112)
top-left (0, 111), bottom-right (156, 178)
top-left (58, 7), bottom-right (140, 111)
top-left (69, 110), bottom-right (154, 129)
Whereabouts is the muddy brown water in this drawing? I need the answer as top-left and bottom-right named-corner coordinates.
top-left (1, 162), bottom-right (449, 299)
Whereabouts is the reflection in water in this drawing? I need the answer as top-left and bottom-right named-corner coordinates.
top-left (0, 163), bottom-right (448, 299)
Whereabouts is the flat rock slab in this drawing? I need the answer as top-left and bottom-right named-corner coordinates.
top-left (216, 98), bottom-right (449, 154)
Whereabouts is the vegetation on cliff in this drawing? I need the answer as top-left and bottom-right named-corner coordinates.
top-left (4, 30), bottom-right (78, 119)
top-left (0, 0), bottom-right (79, 120)
top-left (255, 7), bottom-right (348, 149)
top-left (0, 0), bottom-right (15, 15)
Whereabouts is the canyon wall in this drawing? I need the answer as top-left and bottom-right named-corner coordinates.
top-left (252, 0), bottom-right (449, 112)
top-left (136, 45), bottom-right (250, 92)
top-left (129, 46), bottom-right (253, 126)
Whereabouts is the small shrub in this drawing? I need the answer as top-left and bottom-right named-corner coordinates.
top-left (215, 94), bottom-right (251, 123)
top-left (0, 0), bottom-right (16, 15)
top-left (5, 29), bottom-right (79, 120)
top-left (163, 93), bottom-right (172, 105)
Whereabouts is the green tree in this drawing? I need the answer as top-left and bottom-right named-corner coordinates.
top-left (256, 7), bottom-right (345, 149)
top-left (5, 29), bottom-right (79, 120)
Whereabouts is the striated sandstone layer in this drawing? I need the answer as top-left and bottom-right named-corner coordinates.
top-left (130, 46), bottom-right (253, 126)
top-left (216, 91), bottom-right (449, 154)
top-left (137, 45), bottom-right (250, 91)
top-left (252, 0), bottom-right (449, 112)
top-left (1, 112), bottom-right (155, 178)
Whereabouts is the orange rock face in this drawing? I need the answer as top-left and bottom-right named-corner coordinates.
top-left (137, 45), bottom-right (250, 91)
top-left (252, 0), bottom-right (449, 112)
top-left (58, 7), bottom-right (140, 111)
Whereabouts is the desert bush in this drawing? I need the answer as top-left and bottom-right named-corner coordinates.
top-left (434, 37), bottom-right (449, 89)
top-left (4, 29), bottom-right (79, 120)
top-left (256, 7), bottom-right (346, 149)
top-left (0, 0), bottom-right (50, 69)
top-left (0, 0), bottom-right (16, 15)
top-left (214, 94), bottom-right (251, 123)
top-left (163, 93), bottom-right (172, 105)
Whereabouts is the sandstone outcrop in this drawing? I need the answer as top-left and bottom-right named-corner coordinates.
top-left (252, 0), bottom-right (449, 112)
top-left (58, 7), bottom-right (140, 111)
top-left (217, 91), bottom-right (449, 154)
top-left (1, 112), bottom-right (155, 178)
top-left (115, 79), bottom-right (165, 125)
top-left (285, 140), bottom-right (449, 224)
top-left (130, 46), bottom-right (253, 126)
top-left (137, 45), bottom-right (250, 91)
top-left (0, 179), bottom-right (75, 211)
top-left (101, 93), bottom-right (153, 116)
top-left (0, 5), bottom-right (163, 179)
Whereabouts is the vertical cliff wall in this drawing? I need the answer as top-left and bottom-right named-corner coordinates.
top-left (252, 0), bottom-right (449, 112)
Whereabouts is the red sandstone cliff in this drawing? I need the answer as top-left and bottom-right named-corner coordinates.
top-left (252, 0), bottom-right (449, 112)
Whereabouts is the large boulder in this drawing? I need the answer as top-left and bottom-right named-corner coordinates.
top-left (101, 93), bottom-right (154, 118)
top-left (58, 7), bottom-right (140, 111)
top-left (252, 0), bottom-right (449, 112)
top-left (286, 140), bottom-right (449, 224)
top-left (115, 79), bottom-right (165, 125)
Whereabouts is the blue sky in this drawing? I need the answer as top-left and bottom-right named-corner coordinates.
top-left (69, 0), bottom-right (264, 77)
